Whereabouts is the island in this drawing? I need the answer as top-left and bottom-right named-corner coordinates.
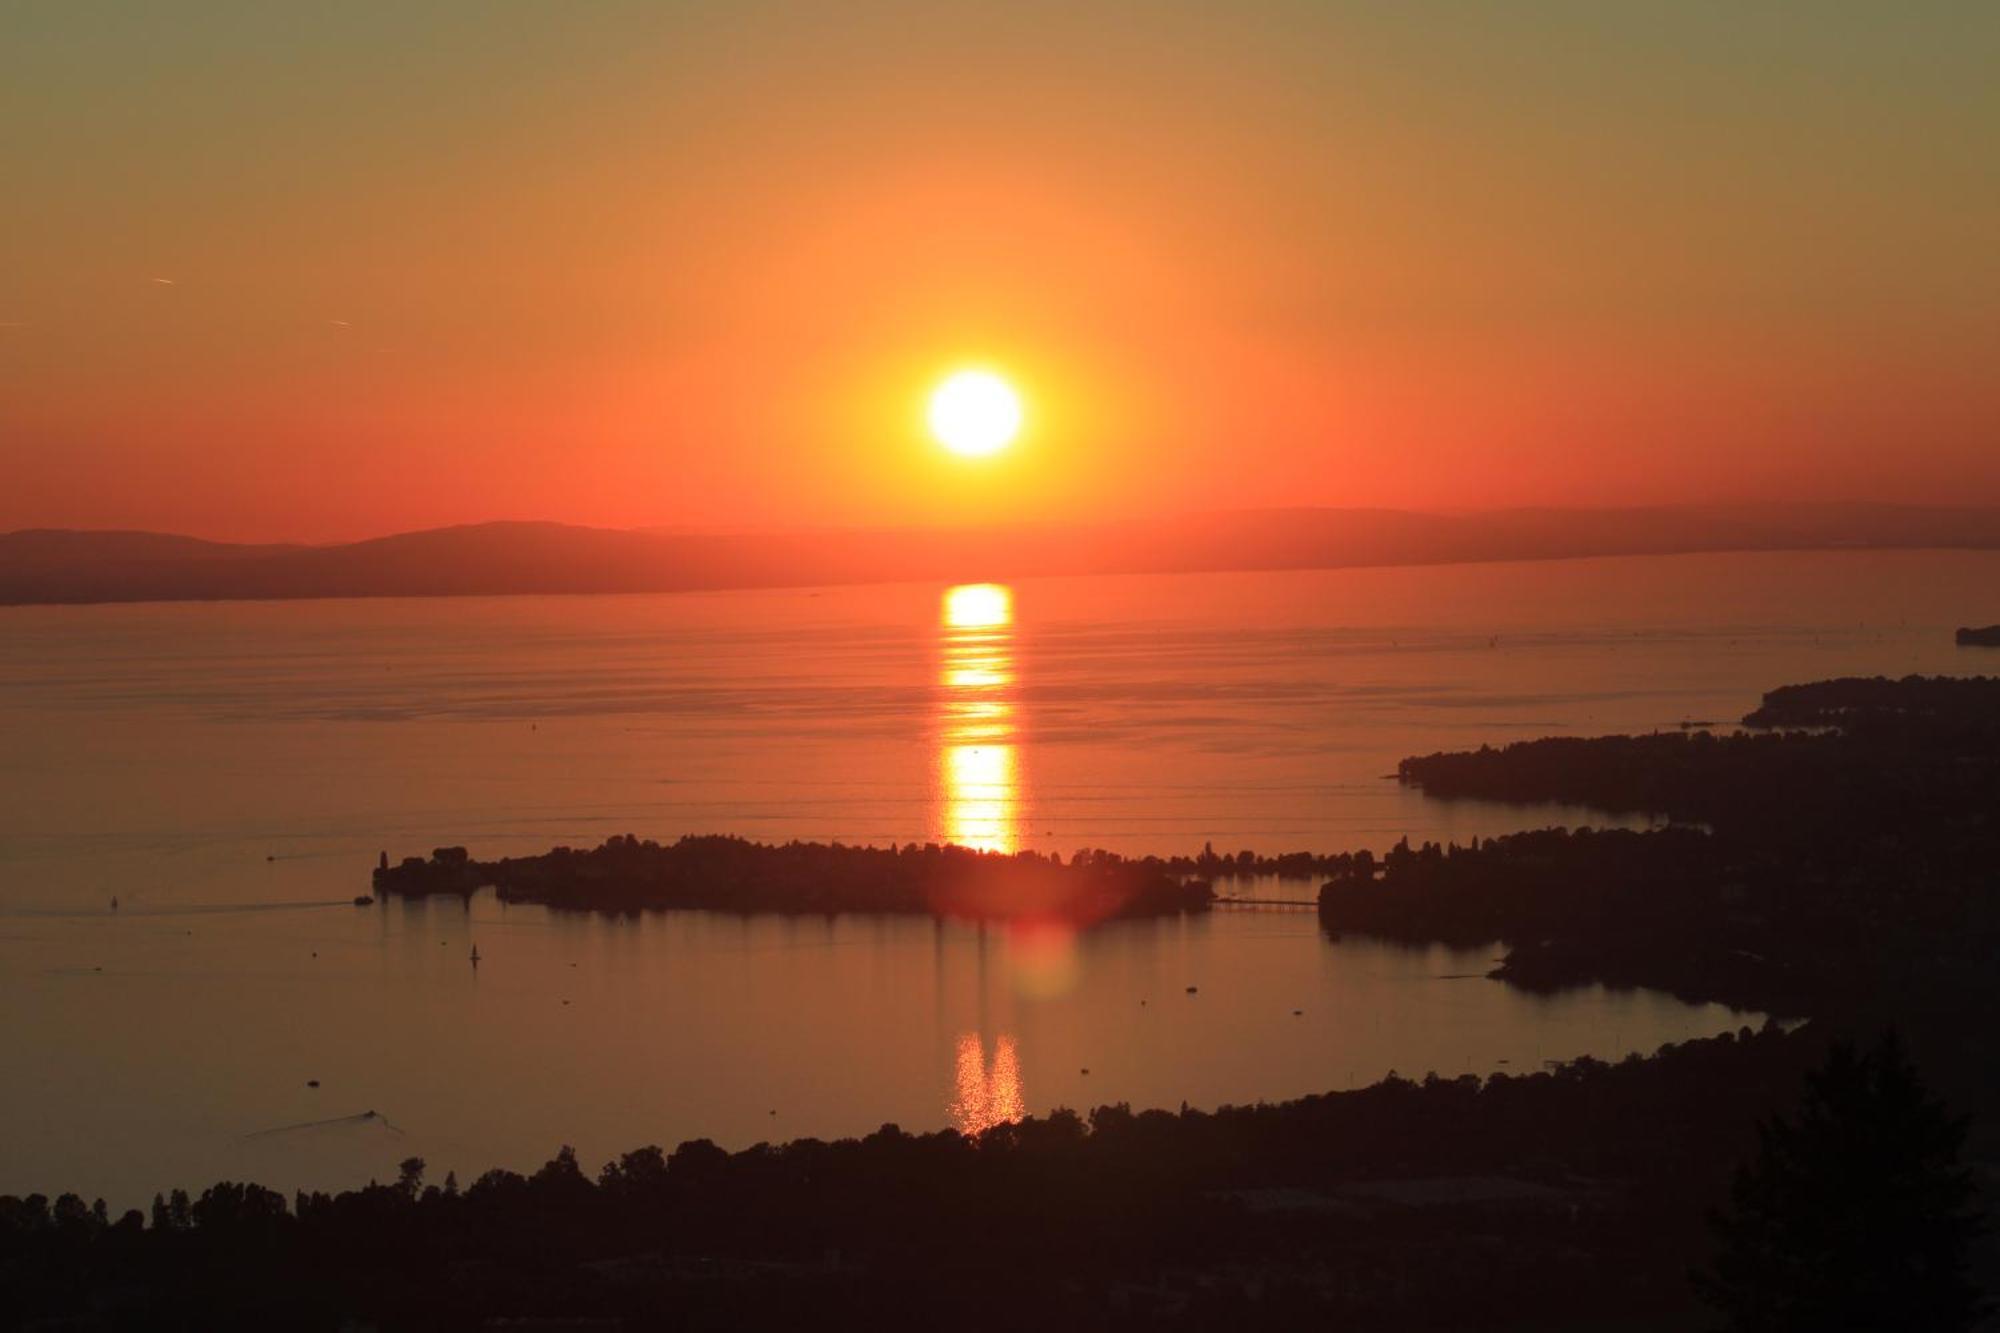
top-left (1959, 624), bottom-right (2000, 646)
top-left (374, 834), bottom-right (1215, 923)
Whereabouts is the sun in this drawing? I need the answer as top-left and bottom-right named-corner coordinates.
top-left (928, 369), bottom-right (1022, 458)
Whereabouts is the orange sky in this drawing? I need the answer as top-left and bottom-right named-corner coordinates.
top-left (2, 3), bottom-right (1996, 542)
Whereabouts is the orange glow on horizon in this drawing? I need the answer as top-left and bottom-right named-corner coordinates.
top-left (6, 7), bottom-right (1997, 542)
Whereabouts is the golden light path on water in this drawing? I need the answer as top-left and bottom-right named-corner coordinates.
top-left (937, 583), bottom-right (1019, 854)
top-left (949, 1032), bottom-right (1026, 1136)
top-left (937, 584), bottom-right (1048, 1133)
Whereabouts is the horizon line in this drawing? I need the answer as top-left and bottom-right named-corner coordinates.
top-left (9, 497), bottom-right (2000, 551)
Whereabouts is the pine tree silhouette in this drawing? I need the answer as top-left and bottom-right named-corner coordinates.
top-left (1697, 1031), bottom-right (1986, 1331)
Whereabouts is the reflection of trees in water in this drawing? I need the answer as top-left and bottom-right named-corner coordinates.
top-left (949, 1032), bottom-right (1024, 1135)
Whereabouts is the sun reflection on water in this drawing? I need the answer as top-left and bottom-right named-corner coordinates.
top-left (937, 584), bottom-right (1019, 853)
top-left (949, 1032), bottom-right (1025, 1135)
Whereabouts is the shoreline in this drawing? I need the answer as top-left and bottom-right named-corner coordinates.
top-left (10, 673), bottom-right (2000, 1322)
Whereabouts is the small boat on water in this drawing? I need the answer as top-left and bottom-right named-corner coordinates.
top-left (468, 945), bottom-right (482, 965)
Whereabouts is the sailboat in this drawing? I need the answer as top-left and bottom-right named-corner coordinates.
top-left (468, 944), bottom-right (482, 966)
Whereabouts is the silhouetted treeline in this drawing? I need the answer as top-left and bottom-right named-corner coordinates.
top-left (1741, 673), bottom-right (2000, 732)
top-left (1398, 675), bottom-right (2000, 835)
top-left (376, 835), bottom-right (1214, 923)
top-left (1178, 841), bottom-right (1357, 879)
top-left (1697, 1031), bottom-right (1987, 1330)
top-left (1367, 676), bottom-right (2000, 1003)
top-left (0, 1025), bottom-right (1830, 1330)
top-left (1334, 676), bottom-right (2000, 1152)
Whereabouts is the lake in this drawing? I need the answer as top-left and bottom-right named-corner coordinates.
top-left (3, 548), bottom-right (1992, 1208)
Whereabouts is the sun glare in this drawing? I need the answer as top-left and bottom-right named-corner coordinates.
top-left (928, 370), bottom-right (1022, 457)
top-left (943, 582), bottom-right (1012, 629)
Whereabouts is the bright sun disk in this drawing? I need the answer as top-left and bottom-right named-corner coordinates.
top-left (929, 370), bottom-right (1022, 457)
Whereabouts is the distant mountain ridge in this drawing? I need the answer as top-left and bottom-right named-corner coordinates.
top-left (4, 503), bottom-right (1998, 606)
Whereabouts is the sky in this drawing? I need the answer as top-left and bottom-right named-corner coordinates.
top-left (2, 1), bottom-right (1996, 543)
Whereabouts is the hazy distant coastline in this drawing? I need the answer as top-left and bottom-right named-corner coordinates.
top-left (5, 502), bottom-right (1999, 606)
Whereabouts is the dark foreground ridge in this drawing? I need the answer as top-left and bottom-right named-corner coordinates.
top-left (0, 1026), bottom-right (1839, 1330)
top-left (374, 835), bottom-right (1215, 922)
top-left (6, 1027), bottom-right (1987, 1330)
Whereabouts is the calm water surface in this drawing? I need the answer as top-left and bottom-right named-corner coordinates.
top-left (3, 550), bottom-right (1993, 1206)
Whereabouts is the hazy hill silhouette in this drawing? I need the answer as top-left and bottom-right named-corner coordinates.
top-left (4, 503), bottom-right (1998, 605)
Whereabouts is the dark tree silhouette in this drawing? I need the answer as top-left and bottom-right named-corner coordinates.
top-left (1697, 1032), bottom-right (1986, 1331)
top-left (394, 1156), bottom-right (425, 1201)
